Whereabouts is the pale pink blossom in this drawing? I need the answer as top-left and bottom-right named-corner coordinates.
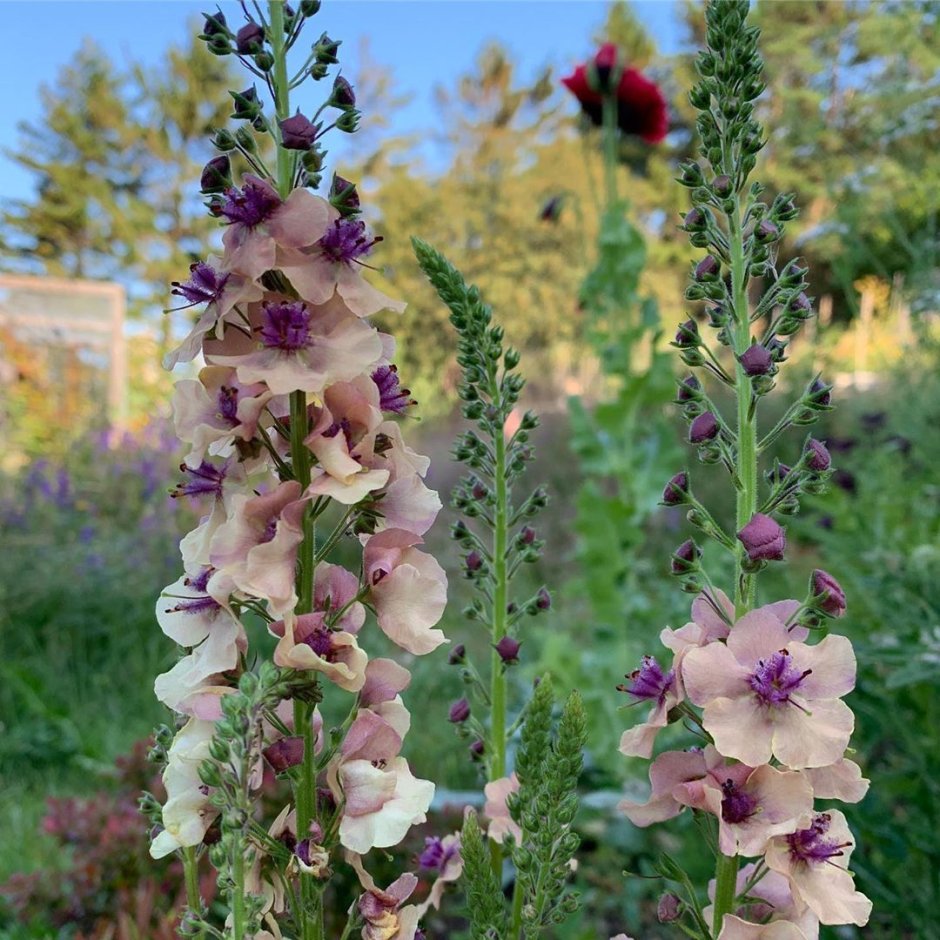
top-left (718, 917), bottom-right (809, 939)
top-left (305, 377), bottom-right (390, 503)
top-left (327, 707), bottom-right (433, 854)
top-left (172, 366), bottom-right (274, 467)
top-left (619, 747), bottom-right (715, 826)
top-left (164, 257), bottom-right (264, 369)
top-left (618, 654), bottom-right (680, 758)
top-left (681, 604), bottom-right (856, 768)
top-left (765, 810), bottom-right (871, 926)
top-left (347, 852), bottom-right (422, 940)
top-left (209, 480), bottom-right (308, 617)
top-left (220, 175), bottom-right (332, 280)
top-left (149, 718), bottom-right (219, 859)
top-left (270, 611), bottom-right (368, 692)
top-left (363, 529), bottom-right (448, 655)
top-left (802, 758), bottom-right (869, 803)
top-left (484, 773), bottom-right (521, 845)
top-left (277, 214), bottom-right (407, 318)
top-left (204, 294), bottom-right (383, 397)
top-left (359, 658), bottom-right (412, 708)
top-left (314, 561), bottom-right (366, 633)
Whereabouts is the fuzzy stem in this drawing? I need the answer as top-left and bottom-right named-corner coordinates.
top-left (730, 193), bottom-right (757, 615)
top-left (183, 846), bottom-right (204, 938)
top-left (232, 848), bottom-right (247, 940)
top-left (712, 852), bottom-right (739, 937)
top-left (489, 421), bottom-right (509, 881)
top-left (270, 5), bottom-right (322, 940)
top-left (509, 873), bottom-right (525, 939)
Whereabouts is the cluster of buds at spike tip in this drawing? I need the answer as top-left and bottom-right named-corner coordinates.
top-left (621, 4), bottom-right (871, 937)
top-left (152, 10), bottom-right (460, 940)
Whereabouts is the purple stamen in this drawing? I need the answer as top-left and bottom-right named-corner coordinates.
top-left (418, 836), bottom-right (459, 872)
top-left (787, 813), bottom-right (850, 865)
top-left (747, 649), bottom-right (811, 707)
top-left (220, 178), bottom-right (281, 228)
top-left (372, 364), bottom-right (415, 413)
top-left (260, 517), bottom-right (278, 544)
top-left (303, 627), bottom-right (337, 661)
top-left (170, 461), bottom-right (226, 500)
top-left (217, 386), bottom-right (239, 424)
top-left (318, 218), bottom-right (381, 264)
top-left (259, 301), bottom-right (313, 351)
top-left (720, 779), bottom-right (759, 824)
top-left (171, 261), bottom-right (230, 308)
top-left (166, 567), bottom-right (221, 616)
top-left (619, 655), bottom-right (675, 702)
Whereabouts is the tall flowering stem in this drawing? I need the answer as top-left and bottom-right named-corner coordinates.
top-left (618, 3), bottom-right (872, 939)
top-left (414, 241), bottom-right (585, 939)
top-left (149, 4), bottom-right (454, 939)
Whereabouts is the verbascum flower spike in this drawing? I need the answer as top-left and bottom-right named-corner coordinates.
top-left (414, 240), bottom-right (588, 937)
top-left (150, 5), bottom-right (448, 937)
top-left (617, 2), bottom-right (871, 937)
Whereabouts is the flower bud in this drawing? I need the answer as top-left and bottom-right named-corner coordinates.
top-left (683, 207), bottom-right (707, 232)
top-left (676, 375), bottom-right (702, 403)
top-left (737, 512), bottom-right (786, 562)
top-left (329, 174), bottom-right (360, 215)
top-left (789, 291), bottom-right (813, 318)
top-left (495, 635), bottom-right (521, 664)
top-left (670, 538), bottom-right (701, 576)
top-left (536, 587), bottom-right (551, 610)
top-left (689, 411), bottom-right (719, 444)
top-left (465, 550), bottom-right (483, 573)
top-left (469, 739), bottom-right (485, 760)
top-left (263, 737), bottom-right (305, 772)
top-left (712, 174), bottom-right (732, 197)
top-left (807, 377), bottom-right (833, 408)
top-left (230, 86), bottom-right (262, 122)
top-left (694, 255), bottom-right (720, 282)
top-left (336, 109), bottom-right (360, 133)
top-left (279, 112), bottom-right (319, 150)
top-left (211, 128), bottom-right (237, 151)
top-left (236, 21), bottom-right (264, 54)
top-left (657, 893), bottom-right (681, 923)
top-left (314, 32), bottom-right (341, 64)
top-left (448, 644), bottom-right (466, 665)
top-left (738, 343), bottom-right (773, 377)
top-left (804, 438), bottom-right (831, 472)
top-left (674, 319), bottom-right (700, 348)
top-left (300, 0), bottom-right (321, 14)
top-left (679, 162), bottom-right (705, 187)
top-left (199, 155), bottom-right (231, 194)
top-left (811, 568), bottom-right (846, 617)
top-left (448, 698), bottom-right (471, 723)
top-left (754, 219), bottom-right (779, 243)
top-left (662, 471), bottom-right (690, 506)
top-left (329, 75), bottom-right (356, 109)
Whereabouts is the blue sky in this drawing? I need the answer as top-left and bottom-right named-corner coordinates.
top-left (0, 1), bottom-right (687, 204)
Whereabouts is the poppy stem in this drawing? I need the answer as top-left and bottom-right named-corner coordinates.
top-left (602, 92), bottom-right (619, 206)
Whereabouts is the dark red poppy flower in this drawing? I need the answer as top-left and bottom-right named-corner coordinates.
top-left (562, 42), bottom-right (668, 144)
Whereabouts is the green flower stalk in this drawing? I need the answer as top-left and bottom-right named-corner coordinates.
top-left (414, 240), bottom-right (586, 939)
top-left (618, 3), bottom-right (871, 938)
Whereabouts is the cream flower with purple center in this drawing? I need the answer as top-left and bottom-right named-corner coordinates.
top-left (305, 377), bottom-right (390, 504)
top-left (363, 528), bottom-right (448, 655)
top-left (484, 773), bottom-right (522, 845)
top-left (208, 480), bottom-right (308, 617)
top-left (618, 654), bottom-right (679, 759)
top-left (164, 257), bottom-right (264, 370)
top-left (220, 174), bottom-right (332, 280)
top-left (765, 810), bottom-right (871, 926)
top-left (277, 215), bottom-right (407, 318)
top-left (205, 295), bottom-right (383, 397)
top-left (681, 604), bottom-right (856, 768)
top-left (270, 610), bottom-right (368, 692)
top-left (172, 366), bottom-right (274, 468)
top-left (327, 707), bottom-right (434, 855)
